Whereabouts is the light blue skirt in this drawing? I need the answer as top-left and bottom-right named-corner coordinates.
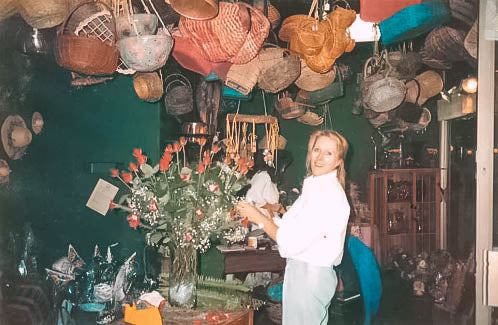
top-left (282, 259), bottom-right (337, 325)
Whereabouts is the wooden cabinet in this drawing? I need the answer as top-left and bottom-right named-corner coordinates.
top-left (369, 168), bottom-right (441, 266)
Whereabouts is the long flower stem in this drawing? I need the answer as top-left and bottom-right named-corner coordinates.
top-left (117, 176), bottom-right (133, 191)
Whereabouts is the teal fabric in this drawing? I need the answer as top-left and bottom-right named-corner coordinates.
top-left (379, 1), bottom-right (451, 45)
top-left (348, 237), bottom-right (382, 325)
top-left (282, 259), bottom-right (337, 325)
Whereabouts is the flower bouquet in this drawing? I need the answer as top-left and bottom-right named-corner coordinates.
top-left (108, 137), bottom-right (252, 308)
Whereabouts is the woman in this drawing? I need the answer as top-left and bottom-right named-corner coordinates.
top-left (236, 130), bottom-right (350, 325)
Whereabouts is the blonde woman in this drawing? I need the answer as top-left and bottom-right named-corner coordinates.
top-left (236, 130), bottom-right (350, 324)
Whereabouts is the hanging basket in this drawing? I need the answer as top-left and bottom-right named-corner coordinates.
top-left (116, 13), bottom-right (158, 39)
top-left (225, 57), bottom-right (260, 96)
top-left (274, 92), bottom-right (306, 119)
top-left (118, 28), bottom-right (174, 72)
top-left (0, 0), bottom-right (16, 22)
top-left (258, 46), bottom-right (300, 93)
top-left (17, 0), bottom-right (67, 29)
top-left (164, 74), bottom-right (194, 116)
top-left (295, 59), bottom-right (336, 92)
top-left (55, 1), bottom-right (119, 75)
top-left (133, 72), bottom-right (164, 103)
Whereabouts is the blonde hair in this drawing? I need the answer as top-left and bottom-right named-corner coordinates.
top-left (305, 130), bottom-right (349, 189)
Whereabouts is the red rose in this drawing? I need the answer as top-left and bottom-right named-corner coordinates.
top-left (137, 154), bottom-right (147, 165)
top-left (149, 200), bottom-right (158, 211)
top-left (197, 162), bottom-right (205, 174)
top-left (121, 172), bottom-right (133, 183)
top-left (132, 148), bottom-right (142, 158)
top-left (110, 168), bottom-right (119, 177)
top-left (126, 215), bottom-right (140, 229)
top-left (239, 164), bottom-right (249, 175)
top-left (179, 137), bottom-right (187, 146)
top-left (242, 217), bottom-right (249, 228)
top-left (129, 162), bottom-right (138, 171)
top-left (109, 201), bottom-right (116, 210)
top-left (172, 142), bottom-right (181, 153)
top-left (162, 151), bottom-right (172, 162)
top-left (237, 158), bottom-right (246, 167)
top-left (211, 144), bottom-right (220, 154)
top-left (195, 208), bottom-right (205, 219)
top-left (159, 158), bottom-right (170, 171)
top-left (166, 144), bottom-right (172, 152)
top-left (199, 137), bottom-right (207, 147)
top-left (203, 155), bottom-right (211, 166)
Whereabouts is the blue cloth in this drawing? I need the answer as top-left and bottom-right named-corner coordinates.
top-left (348, 237), bottom-right (382, 325)
top-left (282, 259), bottom-right (337, 325)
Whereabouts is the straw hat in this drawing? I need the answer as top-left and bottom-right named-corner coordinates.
top-left (405, 70), bottom-right (443, 106)
top-left (1, 115), bottom-right (33, 160)
top-left (31, 112), bottom-right (44, 135)
top-left (0, 159), bottom-right (9, 184)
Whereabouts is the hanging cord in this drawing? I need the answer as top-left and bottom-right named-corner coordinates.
top-left (261, 90), bottom-right (278, 170)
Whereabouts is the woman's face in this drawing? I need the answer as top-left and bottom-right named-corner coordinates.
top-left (310, 136), bottom-right (340, 176)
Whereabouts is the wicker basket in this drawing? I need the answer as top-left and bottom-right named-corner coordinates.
top-left (164, 74), bottom-right (194, 116)
top-left (133, 72), bottom-right (163, 103)
top-left (274, 92), bottom-right (306, 119)
top-left (55, 1), bottom-right (119, 75)
top-left (278, 14), bottom-right (308, 42)
top-left (225, 57), bottom-right (260, 96)
top-left (0, 0), bottom-right (16, 21)
top-left (17, 0), bottom-right (67, 29)
top-left (258, 46), bottom-right (300, 93)
top-left (295, 59), bottom-right (336, 92)
top-left (118, 28), bottom-right (173, 72)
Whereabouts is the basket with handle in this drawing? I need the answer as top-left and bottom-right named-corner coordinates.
top-left (55, 1), bottom-right (119, 75)
top-left (292, 0), bottom-right (328, 57)
top-left (257, 44), bottom-right (300, 93)
top-left (117, 0), bottom-right (174, 72)
top-left (225, 56), bottom-right (260, 96)
top-left (17, 0), bottom-right (67, 29)
top-left (164, 73), bottom-right (194, 116)
top-left (362, 52), bottom-right (407, 113)
top-left (295, 58), bottom-right (336, 92)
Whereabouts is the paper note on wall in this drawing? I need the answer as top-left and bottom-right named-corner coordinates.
top-left (86, 178), bottom-right (119, 216)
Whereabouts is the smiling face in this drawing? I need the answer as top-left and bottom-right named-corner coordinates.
top-left (310, 136), bottom-right (340, 176)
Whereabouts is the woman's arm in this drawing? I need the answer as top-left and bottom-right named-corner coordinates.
top-left (236, 201), bottom-right (279, 240)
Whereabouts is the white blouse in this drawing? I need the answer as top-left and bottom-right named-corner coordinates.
top-left (275, 170), bottom-right (350, 267)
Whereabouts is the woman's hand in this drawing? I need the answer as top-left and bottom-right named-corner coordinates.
top-left (235, 201), bottom-right (264, 224)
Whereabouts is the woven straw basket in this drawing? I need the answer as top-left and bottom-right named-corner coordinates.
top-left (0, 0), bottom-right (17, 21)
top-left (225, 57), bottom-right (260, 96)
top-left (295, 59), bottom-right (336, 92)
top-left (164, 74), bottom-right (194, 116)
top-left (258, 46), bottom-right (300, 93)
top-left (278, 14), bottom-right (308, 42)
top-left (133, 72), bottom-right (164, 103)
top-left (17, 0), bottom-right (67, 29)
top-left (55, 1), bottom-right (119, 75)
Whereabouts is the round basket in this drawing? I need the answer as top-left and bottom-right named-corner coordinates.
top-left (133, 72), bottom-right (164, 103)
top-left (55, 1), bottom-right (119, 75)
top-left (118, 29), bottom-right (173, 72)
top-left (17, 0), bottom-right (67, 29)
top-left (363, 75), bottom-right (406, 112)
top-left (0, 0), bottom-right (17, 21)
top-left (116, 13), bottom-right (158, 39)
top-left (164, 74), bottom-right (194, 116)
top-left (295, 59), bottom-right (336, 92)
top-left (258, 47), bottom-right (300, 93)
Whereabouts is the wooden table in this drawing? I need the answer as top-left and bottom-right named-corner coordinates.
top-left (218, 247), bottom-right (286, 280)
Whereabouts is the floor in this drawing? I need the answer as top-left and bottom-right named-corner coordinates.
top-left (253, 269), bottom-right (444, 325)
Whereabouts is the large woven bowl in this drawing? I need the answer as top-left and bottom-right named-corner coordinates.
top-left (118, 30), bottom-right (173, 72)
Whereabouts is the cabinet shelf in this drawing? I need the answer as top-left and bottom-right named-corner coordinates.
top-left (369, 168), bottom-right (441, 266)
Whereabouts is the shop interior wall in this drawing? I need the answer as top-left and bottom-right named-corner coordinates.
top-left (0, 19), bottom-right (440, 276)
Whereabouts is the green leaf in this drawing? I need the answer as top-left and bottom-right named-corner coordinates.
top-left (141, 164), bottom-right (154, 178)
top-left (152, 164), bottom-right (160, 174)
top-left (149, 232), bottom-right (163, 245)
top-left (159, 192), bottom-right (170, 205)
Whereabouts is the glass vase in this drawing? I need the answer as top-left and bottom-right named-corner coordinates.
top-left (168, 244), bottom-right (197, 308)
